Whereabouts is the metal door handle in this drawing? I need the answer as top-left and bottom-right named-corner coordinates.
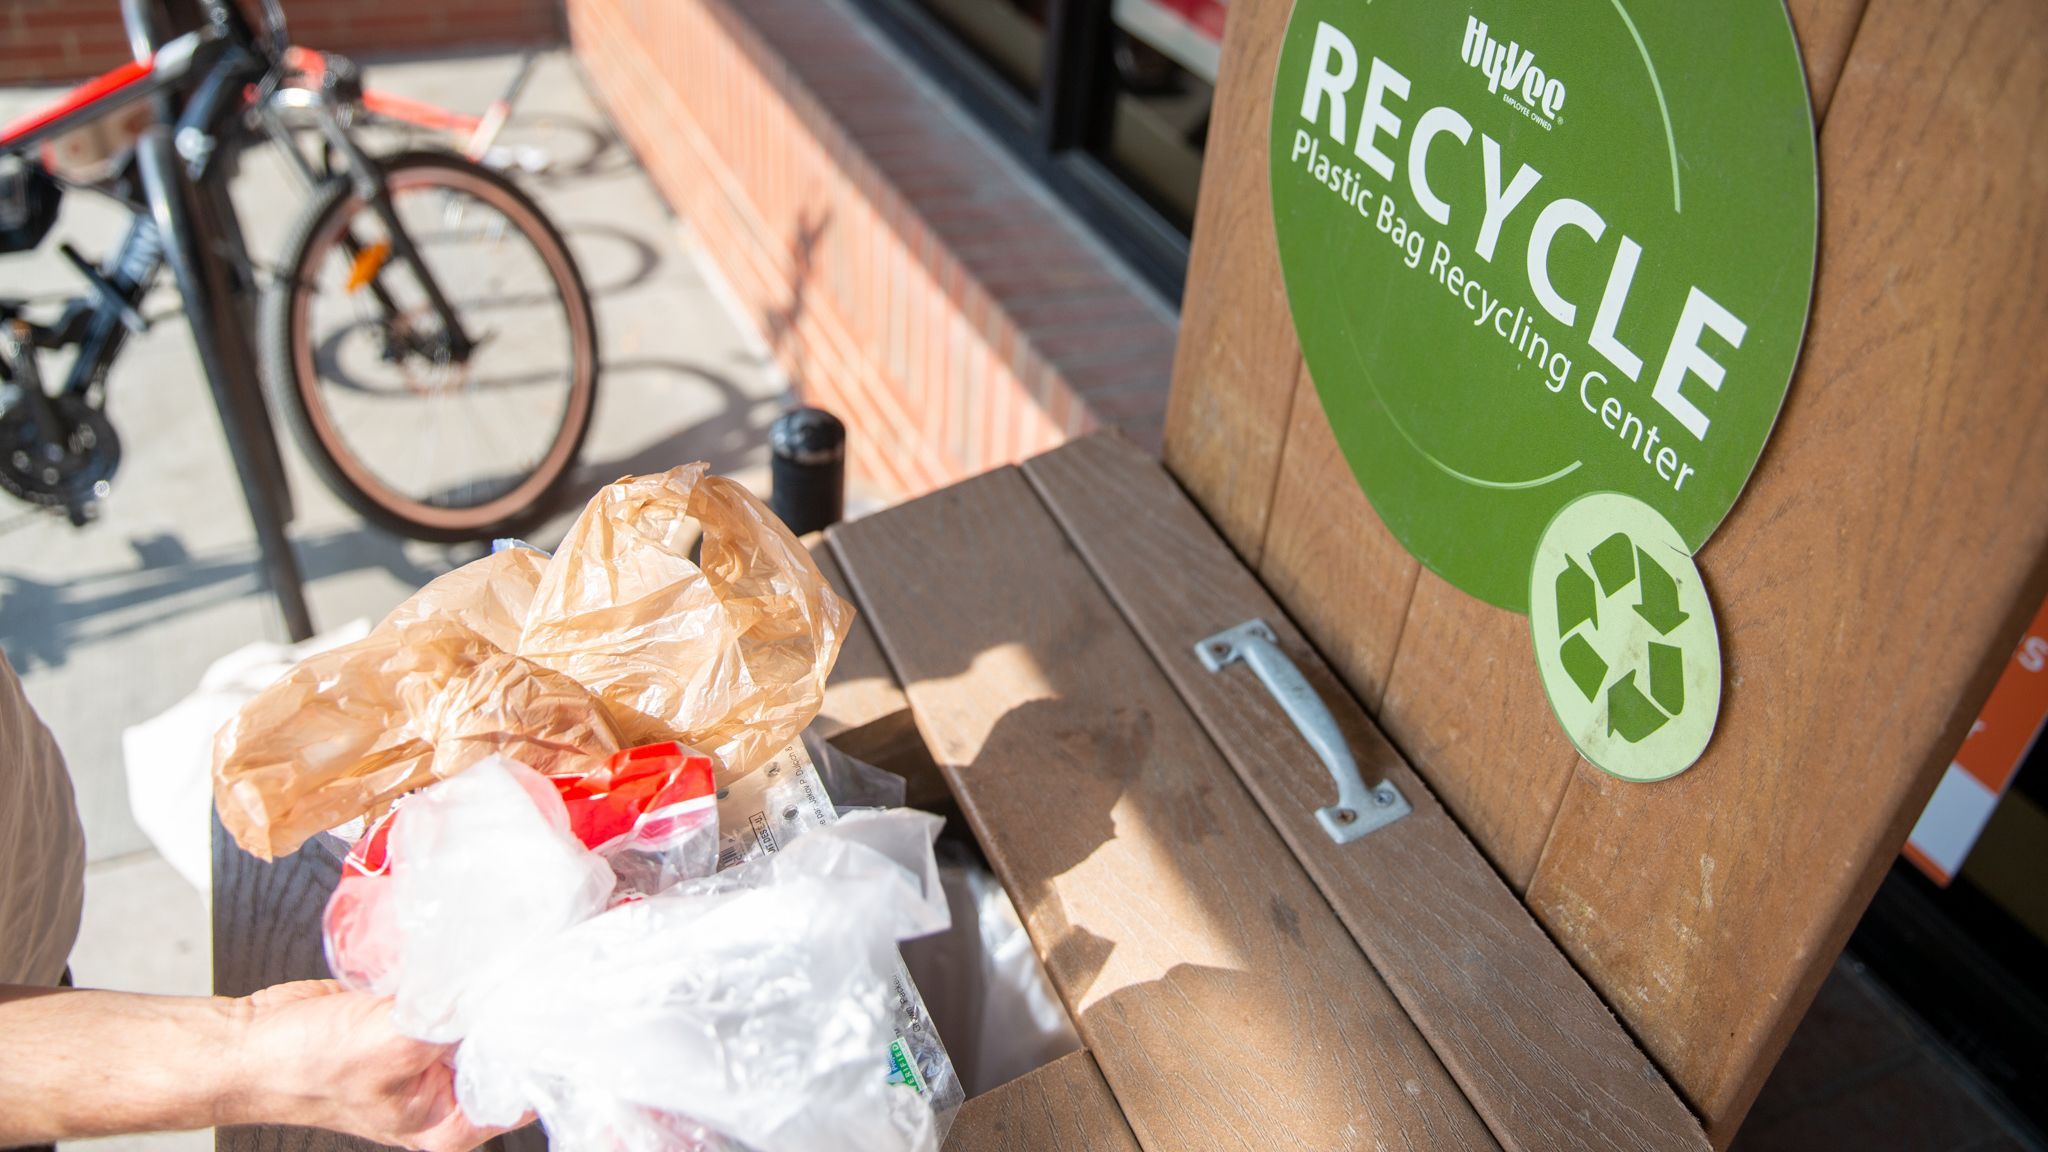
top-left (1196, 619), bottom-right (1409, 843)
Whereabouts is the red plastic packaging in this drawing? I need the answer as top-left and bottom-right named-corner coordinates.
top-left (326, 744), bottom-right (718, 993)
top-left (344, 743), bottom-right (716, 877)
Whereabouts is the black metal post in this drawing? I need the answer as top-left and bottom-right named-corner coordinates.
top-left (769, 406), bottom-right (846, 536)
top-left (136, 127), bottom-right (313, 641)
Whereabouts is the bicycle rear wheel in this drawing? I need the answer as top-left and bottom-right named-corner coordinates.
top-left (262, 150), bottom-right (598, 542)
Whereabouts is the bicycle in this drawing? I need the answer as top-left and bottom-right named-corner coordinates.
top-left (0, 0), bottom-right (600, 546)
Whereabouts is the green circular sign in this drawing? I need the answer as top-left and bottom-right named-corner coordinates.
top-left (1270, 0), bottom-right (1816, 610)
top-left (1529, 492), bottom-right (1720, 781)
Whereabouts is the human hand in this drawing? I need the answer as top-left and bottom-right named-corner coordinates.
top-left (232, 980), bottom-right (513, 1152)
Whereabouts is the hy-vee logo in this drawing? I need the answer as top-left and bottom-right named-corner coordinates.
top-left (1461, 14), bottom-right (1567, 124)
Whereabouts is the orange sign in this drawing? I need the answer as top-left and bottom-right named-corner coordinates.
top-left (1906, 593), bottom-right (2048, 884)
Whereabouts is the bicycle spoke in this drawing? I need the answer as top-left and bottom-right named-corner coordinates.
top-left (286, 157), bottom-right (589, 535)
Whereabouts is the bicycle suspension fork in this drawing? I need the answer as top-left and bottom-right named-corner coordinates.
top-left (267, 72), bottom-right (477, 361)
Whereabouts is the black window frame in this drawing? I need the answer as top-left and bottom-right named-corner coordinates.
top-left (846, 0), bottom-right (1197, 301)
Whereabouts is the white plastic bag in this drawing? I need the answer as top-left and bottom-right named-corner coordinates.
top-left (330, 755), bottom-right (956, 1152)
top-left (458, 808), bottom-right (952, 1152)
top-left (385, 761), bottom-right (618, 1041)
top-left (122, 619), bottom-right (369, 893)
top-left (324, 743), bottom-right (720, 994)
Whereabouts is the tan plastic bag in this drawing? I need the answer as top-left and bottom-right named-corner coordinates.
top-left (214, 465), bottom-right (853, 861)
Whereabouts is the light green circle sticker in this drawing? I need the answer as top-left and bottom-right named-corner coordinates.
top-left (1270, 0), bottom-right (1816, 610)
top-left (1530, 492), bottom-right (1720, 781)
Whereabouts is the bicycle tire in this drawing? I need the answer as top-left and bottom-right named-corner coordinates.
top-left (261, 149), bottom-right (599, 543)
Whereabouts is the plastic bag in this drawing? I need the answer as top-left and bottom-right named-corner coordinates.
top-left (337, 757), bottom-right (619, 1039)
top-left (518, 465), bottom-right (851, 769)
top-left (458, 807), bottom-right (955, 1152)
top-left (122, 618), bottom-right (371, 895)
top-left (325, 742), bottom-right (721, 995)
top-left (214, 465), bottom-right (853, 860)
top-left (803, 729), bottom-right (908, 813)
top-left (703, 734), bottom-right (962, 1138)
top-left (326, 754), bottom-right (955, 1152)
top-left (900, 845), bottom-right (1081, 1097)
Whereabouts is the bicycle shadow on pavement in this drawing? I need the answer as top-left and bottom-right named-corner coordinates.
top-left (546, 356), bottom-right (783, 512)
top-left (0, 345), bottom-right (780, 674)
top-left (0, 524), bottom-right (459, 674)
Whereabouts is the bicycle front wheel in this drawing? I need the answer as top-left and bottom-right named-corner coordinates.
top-left (263, 151), bottom-right (598, 542)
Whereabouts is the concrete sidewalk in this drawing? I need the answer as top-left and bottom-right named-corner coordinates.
top-left (0, 49), bottom-right (787, 1152)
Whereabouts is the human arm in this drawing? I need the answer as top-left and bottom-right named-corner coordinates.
top-left (0, 979), bottom-right (504, 1151)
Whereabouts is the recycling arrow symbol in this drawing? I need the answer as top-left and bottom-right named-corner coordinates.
top-left (1552, 531), bottom-right (1691, 743)
top-left (1528, 491), bottom-right (1722, 783)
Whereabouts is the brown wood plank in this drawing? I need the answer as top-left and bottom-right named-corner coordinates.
top-left (1026, 433), bottom-right (1706, 1152)
top-left (1377, 576), bottom-right (1581, 889)
top-left (807, 536), bottom-right (948, 805)
top-left (944, 1051), bottom-right (1142, 1152)
top-left (1253, 381), bottom-right (1419, 714)
top-left (1160, 0), bottom-right (1300, 567)
top-left (1527, 0), bottom-right (2048, 1144)
top-left (1785, 0), bottom-right (1872, 117)
top-left (830, 468), bottom-right (1500, 1152)
top-left (1256, 355), bottom-right (1576, 893)
top-left (808, 535), bottom-right (907, 741)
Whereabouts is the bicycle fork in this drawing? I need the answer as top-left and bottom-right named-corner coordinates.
top-left (265, 71), bottom-right (477, 361)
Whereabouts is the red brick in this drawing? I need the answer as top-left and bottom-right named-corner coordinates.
top-left (572, 0), bottom-right (1174, 501)
top-left (2, 0), bottom-right (560, 81)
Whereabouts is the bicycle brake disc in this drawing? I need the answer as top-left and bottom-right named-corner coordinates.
top-left (0, 393), bottom-right (121, 523)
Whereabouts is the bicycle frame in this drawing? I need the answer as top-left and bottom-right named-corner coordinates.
top-left (260, 64), bottom-right (478, 360)
top-left (0, 23), bottom-right (252, 406)
top-left (0, 34), bottom-right (203, 156)
top-left (0, 0), bottom-right (474, 638)
top-left (0, 0), bottom-right (478, 407)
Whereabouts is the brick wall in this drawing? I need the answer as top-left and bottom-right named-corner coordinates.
top-left (566, 0), bottom-right (1175, 498)
top-left (1, 0), bottom-right (563, 86)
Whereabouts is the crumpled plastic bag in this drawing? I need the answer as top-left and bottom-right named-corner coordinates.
top-left (329, 754), bottom-right (953, 1152)
top-left (213, 464), bottom-right (853, 860)
top-left (324, 742), bottom-right (720, 997)
top-left (123, 617), bottom-right (371, 895)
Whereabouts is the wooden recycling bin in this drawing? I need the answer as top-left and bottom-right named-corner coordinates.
top-left (824, 0), bottom-right (2046, 1146)
top-left (828, 434), bottom-right (1708, 1150)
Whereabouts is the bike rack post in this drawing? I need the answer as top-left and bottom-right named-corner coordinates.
top-left (135, 126), bottom-right (314, 641)
top-left (769, 406), bottom-right (846, 535)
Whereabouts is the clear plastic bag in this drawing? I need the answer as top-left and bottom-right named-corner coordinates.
top-left (803, 729), bottom-right (908, 813)
top-left (702, 736), bottom-right (963, 1139)
top-left (325, 755), bottom-right (959, 1152)
top-left (326, 743), bottom-right (721, 995)
top-left (900, 844), bottom-right (1081, 1097)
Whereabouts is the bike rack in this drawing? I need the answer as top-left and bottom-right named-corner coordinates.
top-left (136, 126), bottom-right (313, 641)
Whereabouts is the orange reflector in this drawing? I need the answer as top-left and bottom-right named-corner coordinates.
top-left (346, 242), bottom-right (391, 292)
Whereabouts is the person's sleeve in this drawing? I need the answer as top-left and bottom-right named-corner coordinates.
top-left (0, 648), bottom-right (86, 986)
